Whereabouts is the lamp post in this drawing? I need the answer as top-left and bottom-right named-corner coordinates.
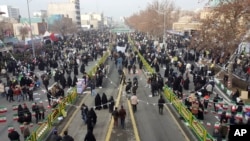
top-left (26, 0), bottom-right (35, 58)
top-left (155, 8), bottom-right (166, 49)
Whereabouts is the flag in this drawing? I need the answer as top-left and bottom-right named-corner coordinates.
top-left (235, 112), bottom-right (243, 120)
top-left (0, 116), bottom-right (7, 122)
top-left (223, 104), bottom-right (228, 110)
top-left (20, 124), bottom-right (24, 130)
top-left (0, 106), bottom-right (7, 113)
top-left (32, 112), bottom-right (36, 117)
top-left (8, 126), bottom-right (14, 133)
top-left (217, 110), bottom-right (222, 116)
top-left (214, 122), bottom-right (220, 129)
top-left (12, 105), bottom-right (18, 111)
top-left (50, 33), bottom-right (58, 41)
top-left (38, 122), bottom-right (43, 125)
top-left (13, 114), bottom-right (19, 121)
top-left (226, 111), bottom-right (231, 118)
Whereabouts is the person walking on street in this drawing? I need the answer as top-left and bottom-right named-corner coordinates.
top-left (131, 93), bottom-right (138, 113)
top-left (119, 105), bottom-right (126, 129)
top-left (84, 130), bottom-right (96, 141)
top-left (112, 107), bottom-right (119, 127)
top-left (158, 95), bottom-right (165, 115)
top-left (32, 102), bottom-right (40, 124)
top-left (213, 94), bottom-right (220, 112)
top-left (21, 122), bottom-right (30, 140)
top-left (51, 129), bottom-right (62, 141)
top-left (8, 128), bottom-right (20, 141)
top-left (8, 85), bottom-right (14, 102)
top-left (62, 130), bottom-right (74, 141)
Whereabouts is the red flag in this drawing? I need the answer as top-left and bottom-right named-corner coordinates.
top-left (50, 33), bottom-right (58, 41)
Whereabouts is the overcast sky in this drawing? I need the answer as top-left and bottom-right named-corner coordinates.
top-left (0, 0), bottom-right (207, 20)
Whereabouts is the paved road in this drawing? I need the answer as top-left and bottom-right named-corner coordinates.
top-left (54, 58), bottom-right (129, 141)
top-left (125, 66), bottom-right (189, 141)
top-left (157, 50), bottom-right (232, 138)
top-left (0, 56), bottom-right (100, 141)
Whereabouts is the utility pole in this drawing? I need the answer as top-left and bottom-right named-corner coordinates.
top-left (27, 0), bottom-right (35, 58)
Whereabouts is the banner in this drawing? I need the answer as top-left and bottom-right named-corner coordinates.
top-left (116, 46), bottom-right (126, 53)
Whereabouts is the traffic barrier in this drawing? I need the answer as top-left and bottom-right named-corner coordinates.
top-left (25, 45), bottom-right (112, 141)
top-left (129, 35), bottom-right (215, 141)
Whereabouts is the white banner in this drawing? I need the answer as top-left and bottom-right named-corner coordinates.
top-left (116, 46), bottom-right (126, 53)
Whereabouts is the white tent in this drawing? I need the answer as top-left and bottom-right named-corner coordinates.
top-left (43, 31), bottom-right (51, 37)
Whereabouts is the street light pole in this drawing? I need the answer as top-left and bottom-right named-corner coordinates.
top-left (163, 11), bottom-right (166, 48)
top-left (155, 8), bottom-right (166, 49)
top-left (27, 0), bottom-right (35, 58)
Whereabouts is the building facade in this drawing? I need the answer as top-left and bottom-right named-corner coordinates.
top-left (0, 5), bottom-right (20, 19)
top-left (33, 10), bottom-right (47, 18)
top-left (81, 13), bottom-right (104, 29)
top-left (47, 0), bottom-right (81, 27)
top-left (172, 16), bottom-right (202, 33)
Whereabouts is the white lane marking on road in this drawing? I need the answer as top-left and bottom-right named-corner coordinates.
top-left (34, 98), bottom-right (40, 101)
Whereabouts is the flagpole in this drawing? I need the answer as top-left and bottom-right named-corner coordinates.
top-left (27, 0), bottom-right (36, 58)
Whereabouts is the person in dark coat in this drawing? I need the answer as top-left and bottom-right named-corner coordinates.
top-left (84, 130), bottom-right (96, 141)
top-left (164, 66), bottom-right (169, 78)
top-left (95, 93), bottom-right (102, 110)
top-left (74, 65), bottom-right (78, 76)
top-left (23, 104), bottom-right (32, 123)
top-left (8, 129), bottom-right (20, 141)
top-left (158, 95), bottom-right (165, 115)
top-left (62, 130), bottom-right (74, 141)
top-left (32, 103), bottom-right (39, 123)
top-left (80, 63), bottom-right (85, 74)
top-left (101, 93), bottom-right (108, 109)
top-left (60, 75), bottom-right (67, 89)
top-left (89, 108), bottom-right (97, 127)
top-left (108, 96), bottom-right (115, 113)
top-left (72, 75), bottom-right (77, 87)
top-left (17, 104), bottom-right (24, 124)
top-left (67, 75), bottom-right (72, 88)
top-left (38, 61), bottom-right (45, 71)
top-left (197, 101), bottom-right (204, 120)
top-left (183, 77), bottom-right (190, 90)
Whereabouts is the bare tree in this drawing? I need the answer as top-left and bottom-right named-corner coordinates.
top-left (50, 18), bottom-right (78, 36)
top-left (125, 0), bottom-right (180, 38)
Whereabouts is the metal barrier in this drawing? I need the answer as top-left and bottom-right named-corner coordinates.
top-left (163, 87), bottom-right (214, 141)
top-left (129, 35), bottom-right (214, 141)
top-left (25, 46), bottom-right (112, 141)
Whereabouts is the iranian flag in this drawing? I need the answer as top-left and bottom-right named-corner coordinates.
top-left (0, 106), bottom-right (7, 113)
top-left (12, 105), bottom-right (18, 111)
top-left (0, 116), bottom-right (7, 122)
top-left (29, 123), bottom-right (33, 127)
top-left (8, 126), bottom-right (14, 133)
top-left (20, 124), bottom-right (24, 130)
top-left (214, 122), bottom-right (220, 129)
top-left (13, 114), bottom-right (19, 121)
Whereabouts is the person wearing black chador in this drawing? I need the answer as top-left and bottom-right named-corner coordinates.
top-left (72, 75), bottom-right (78, 87)
top-left (60, 75), bottom-right (66, 89)
top-left (95, 93), bottom-right (102, 110)
top-left (17, 104), bottom-right (24, 124)
top-left (67, 75), bottom-right (72, 87)
top-left (102, 93), bottom-right (108, 109)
